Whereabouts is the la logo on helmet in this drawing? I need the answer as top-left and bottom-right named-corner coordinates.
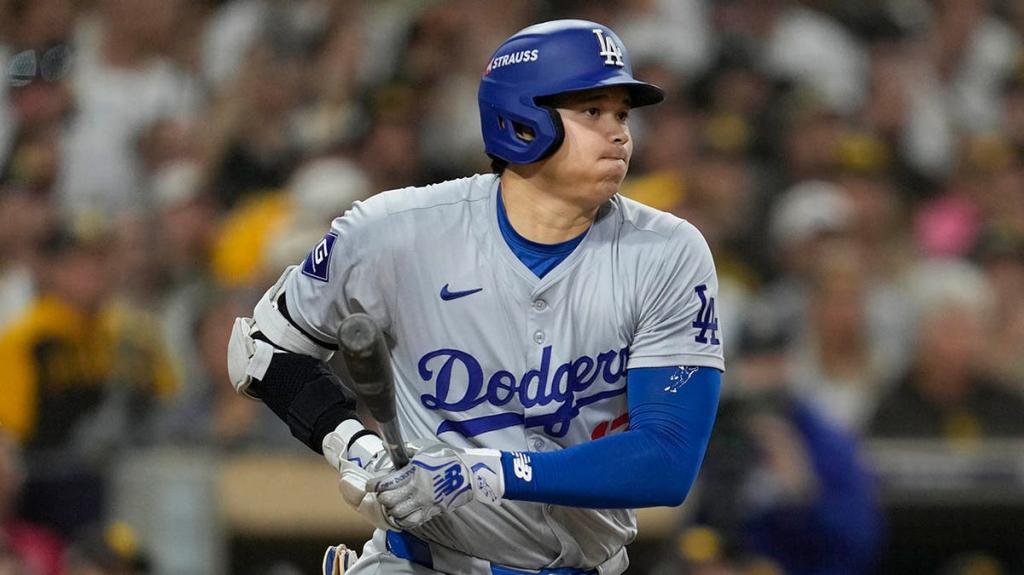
top-left (592, 29), bottom-right (624, 67)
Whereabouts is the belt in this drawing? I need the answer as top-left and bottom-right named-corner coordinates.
top-left (385, 531), bottom-right (598, 575)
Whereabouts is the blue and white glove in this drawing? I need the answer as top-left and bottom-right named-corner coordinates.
top-left (367, 443), bottom-right (504, 530)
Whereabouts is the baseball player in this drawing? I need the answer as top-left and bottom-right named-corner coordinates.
top-left (228, 20), bottom-right (723, 575)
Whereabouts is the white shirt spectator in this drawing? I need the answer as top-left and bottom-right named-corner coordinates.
top-left (763, 5), bottom-right (869, 114)
top-left (56, 15), bottom-right (201, 221)
top-left (200, 0), bottom-right (268, 93)
top-left (615, 0), bottom-right (715, 77)
top-left (948, 14), bottom-right (1021, 132)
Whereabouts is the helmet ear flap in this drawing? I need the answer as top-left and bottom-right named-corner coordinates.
top-left (532, 104), bottom-right (564, 162)
top-left (485, 103), bottom-right (564, 164)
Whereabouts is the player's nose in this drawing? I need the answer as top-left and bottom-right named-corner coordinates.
top-left (607, 118), bottom-right (629, 146)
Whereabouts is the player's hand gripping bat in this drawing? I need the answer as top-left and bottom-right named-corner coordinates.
top-left (337, 313), bottom-right (410, 468)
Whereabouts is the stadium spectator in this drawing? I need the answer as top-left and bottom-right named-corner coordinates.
top-left (0, 432), bottom-right (63, 575)
top-left (56, 0), bottom-right (200, 220)
top-left (0, 225), bottom-right (177, 536)
top-left (973, 230), bottom-right (1024, 393)
top-left (869, 259), bottom-right (1024, 439)
top-left (790, 243), bottom-right (888, 431)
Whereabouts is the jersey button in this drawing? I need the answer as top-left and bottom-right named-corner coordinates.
top-left (533, 330), bottom-right (546, 344)
top-left (532, 299), bottom-right (547, 311)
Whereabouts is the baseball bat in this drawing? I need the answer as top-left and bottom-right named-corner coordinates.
top-left (336, 313), bottom-right (410, 468)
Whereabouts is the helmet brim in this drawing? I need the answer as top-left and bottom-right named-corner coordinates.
top-left (622, 81), bottom-right (665, 108)
top-left (536, 79), bottom-right (665, 109)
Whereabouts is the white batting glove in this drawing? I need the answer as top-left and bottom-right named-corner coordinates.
top-left (336, 456), bottom-right (394, 531)
top-left (322, 422), bottom-right (398, 531)
top-left (367, 443), bottom-right (504, 530)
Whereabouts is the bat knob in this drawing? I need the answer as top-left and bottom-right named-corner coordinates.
top-left (338, 314), bottom-right (379, 356)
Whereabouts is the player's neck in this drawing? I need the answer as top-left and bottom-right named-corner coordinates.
top-left (499, 171), bottom-right (600, 244)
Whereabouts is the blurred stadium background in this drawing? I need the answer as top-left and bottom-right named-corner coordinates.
top-left (1, 0), bottom-right (1024, 573)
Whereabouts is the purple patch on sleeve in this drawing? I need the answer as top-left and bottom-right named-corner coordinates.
top-left (301, 231), bottom-right (337, 282)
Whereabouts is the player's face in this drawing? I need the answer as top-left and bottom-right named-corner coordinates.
top-left (541, 86), bottom-right (633, 202)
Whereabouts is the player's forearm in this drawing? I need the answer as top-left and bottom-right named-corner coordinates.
top-left (248, 351), bottom-right (361, 454)
top-left (499, 366), bottom-right (721, 508)
top-left (499, 428), bottom-right (698, 507)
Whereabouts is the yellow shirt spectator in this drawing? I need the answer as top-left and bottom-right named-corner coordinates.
top-left (0, 295), bottom-right (177, 448)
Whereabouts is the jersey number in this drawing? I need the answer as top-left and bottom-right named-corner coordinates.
top-left (692, 284), bottom-right (720, 345)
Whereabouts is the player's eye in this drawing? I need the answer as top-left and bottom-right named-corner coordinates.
top-left (617, 110), bottom-right (630, 122)
top-left (584, 107), bottom-right (600, 118)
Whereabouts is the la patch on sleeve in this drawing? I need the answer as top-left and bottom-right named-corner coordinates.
top-left (301, 231), bottom-right (338, 282)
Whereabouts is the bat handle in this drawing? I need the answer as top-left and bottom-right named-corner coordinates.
top-left (336, 313), bottom-right (410, 468)
top-left (379, 420), bottom-right (410, 468)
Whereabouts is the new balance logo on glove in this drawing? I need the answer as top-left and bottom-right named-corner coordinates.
top-left (433, 463), bottom-right (466, 502)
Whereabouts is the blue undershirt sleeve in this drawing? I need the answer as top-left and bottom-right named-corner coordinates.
top-left (500, 366), bottom-right (721, 508)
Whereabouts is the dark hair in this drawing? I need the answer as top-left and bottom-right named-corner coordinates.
top-left (489, 156), bottom-right (508, 175)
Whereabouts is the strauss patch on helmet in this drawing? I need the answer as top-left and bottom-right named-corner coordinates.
top-left (484, 49), bottom-right (540, 75)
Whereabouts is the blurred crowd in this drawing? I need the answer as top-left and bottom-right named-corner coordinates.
top-left (1, 0), bottom-right (1024, 574)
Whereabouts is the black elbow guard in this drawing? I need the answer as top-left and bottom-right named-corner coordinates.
top-left (250, 353), bottom-right (358, 454)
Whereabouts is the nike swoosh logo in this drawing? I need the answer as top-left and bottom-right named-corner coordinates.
top-left (440, 284), bottom-right (483, 301)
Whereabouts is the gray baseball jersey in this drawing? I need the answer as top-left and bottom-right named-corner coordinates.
top-left (283, 173), bottom-right (724, 570)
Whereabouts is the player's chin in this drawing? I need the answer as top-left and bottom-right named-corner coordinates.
top-left (598, 161), bottom-right (626, 183)
top-left (597, 165), bottom-right (628, 190)
top-left (592, 176), bottom-right (625, 199)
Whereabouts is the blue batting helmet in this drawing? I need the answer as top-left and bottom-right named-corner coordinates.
top-left (478, 20), bottom-right (664, 165)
